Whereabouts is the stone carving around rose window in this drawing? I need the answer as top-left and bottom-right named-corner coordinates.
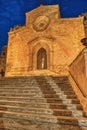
top-left (33, 15), bottom-right (50, 31)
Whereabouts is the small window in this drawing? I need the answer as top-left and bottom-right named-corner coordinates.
top-left (84, 16), bottom-right (87, 25)
top-left (2, 52), bottom-right (5, 56)
top-left (84, 16), bottom-right (87, 20)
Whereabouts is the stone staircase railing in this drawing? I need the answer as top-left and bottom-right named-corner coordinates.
top-left (69, 48), bottom-right (87, 112)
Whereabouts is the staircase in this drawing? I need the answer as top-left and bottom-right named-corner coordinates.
top-left (0, 75), bottom-right (87, 129)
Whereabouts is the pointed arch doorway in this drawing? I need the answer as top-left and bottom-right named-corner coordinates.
top-left (37, 48), bottom-right (47, 69)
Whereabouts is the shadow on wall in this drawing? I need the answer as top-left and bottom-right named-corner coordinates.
top-left (0, 69), bottom-right (5, 78)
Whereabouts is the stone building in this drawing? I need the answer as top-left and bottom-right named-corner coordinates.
top-left (5, 5), bottom-right (85, 77)
top-left (0, 45), bottom-right (7, 76)
top-left (0, 5), bottom-right (87, 128)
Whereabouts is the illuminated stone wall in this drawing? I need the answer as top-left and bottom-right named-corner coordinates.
top-left (5, 5), bottom-right (85, 76)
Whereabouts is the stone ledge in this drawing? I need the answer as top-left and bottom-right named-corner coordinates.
top-left (69, 75), bottom-right (87, 113)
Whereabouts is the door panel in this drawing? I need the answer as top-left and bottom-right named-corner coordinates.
top-left (37, 48), bottom-right (47, 69)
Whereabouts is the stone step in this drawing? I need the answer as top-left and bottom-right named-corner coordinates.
top-left (0, 75), bottom-right (65, 79)
top-left (0, 105), bottom-right (53, 115)
top-left (0, 84), bottom-right (69, 87)
top-left (38, 84), bottom-right (73, 91)
top-left (0, 89), bottom-right (77, 95)
top-left (0, 88), bottom-right (76, 95)
top-left (0, 98), bottom-right (80, 104)
top-left (0, 110), bottom-right (87, 126)
top-left (58, 90), bottom-right (75, 95)
top-left (43, 94), bottom-right (78, 99)
top-left (37, 82), bottom-right (70, 85)
top-left (0, 94), bottom-right (78, 103)
top-left (52, 77), bottom-right (68, 81)
top-left (0, 80), bottom-right (33, 83)
top-left (0, 92), bottom-right (55, 96)
top-left (0, 84), bottom-right (38, 87)
top-left (36, 78), bottom-right (68, 81)
top-left (0, 80), bottom-right (33, 82)
top-left (0, 94), bottom-right (80, 103)
top-left (0, 105), bottom-right (85, 117)
top-left (52, 80), bottom-right (70, 83)
top-left (0, 81), bottom-right (72, 87)
top-left (0, 84), bottom-right (59, 87)
top-left (0, 94), bottom-right (39, 98)
top-left (0, 87), bottom-right (42, 91)
top-left (0, 90), bottom-right (43, 94)
top-left (0, 88), bottom-right (75, 95)
top-left (0, 91), bottom-right (77, 97)
top-left (0, 93), bottom-right (44, 97)
top-left (39, 86), bottom-right (74, 91)
top-left (50, 103), bottom-right (83, 110)
top-left (47, 98), bottom-right (80, 104)
top-left (0, 118), bottom-right (84, 130)
top-left (53, 109), bottom-right (86, 117)
top-left (0, 77), bottom-right (34, 81)
top-left (0, 85), bottom-right (50, 88)
top-left (59, 88), bottom-right (74, 91)
top-left (0, 82), bottom-right (36, 85)
top-left (0, 100), bottom-right (83, 110)
top-left (0, 93), bottom-right (77, 99)
top-left (40, 88), bottom-right (75, 95)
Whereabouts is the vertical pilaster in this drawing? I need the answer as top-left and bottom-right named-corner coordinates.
top-left (84, 48), bottom-right (87, 76)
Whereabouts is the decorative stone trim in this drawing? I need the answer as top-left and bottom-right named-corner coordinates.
top-left (84, 48), bottom-right (87, 76)
top-left (33, 15), bottom-right (50, 32)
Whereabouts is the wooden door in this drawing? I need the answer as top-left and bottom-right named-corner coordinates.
top-left (37, 48), bottom-right (47, 69)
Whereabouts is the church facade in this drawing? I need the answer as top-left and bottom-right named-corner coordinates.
top-left (5, 5), bottom-right (85, 77)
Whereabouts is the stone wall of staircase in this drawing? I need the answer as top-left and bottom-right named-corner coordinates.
top-left (69, 48), bottom-right (87, 113)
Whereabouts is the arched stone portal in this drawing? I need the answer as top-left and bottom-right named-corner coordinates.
top-left (31, 42), bottom-right (51, 71)
top-left (37, 48), bottom-right (47, 69)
